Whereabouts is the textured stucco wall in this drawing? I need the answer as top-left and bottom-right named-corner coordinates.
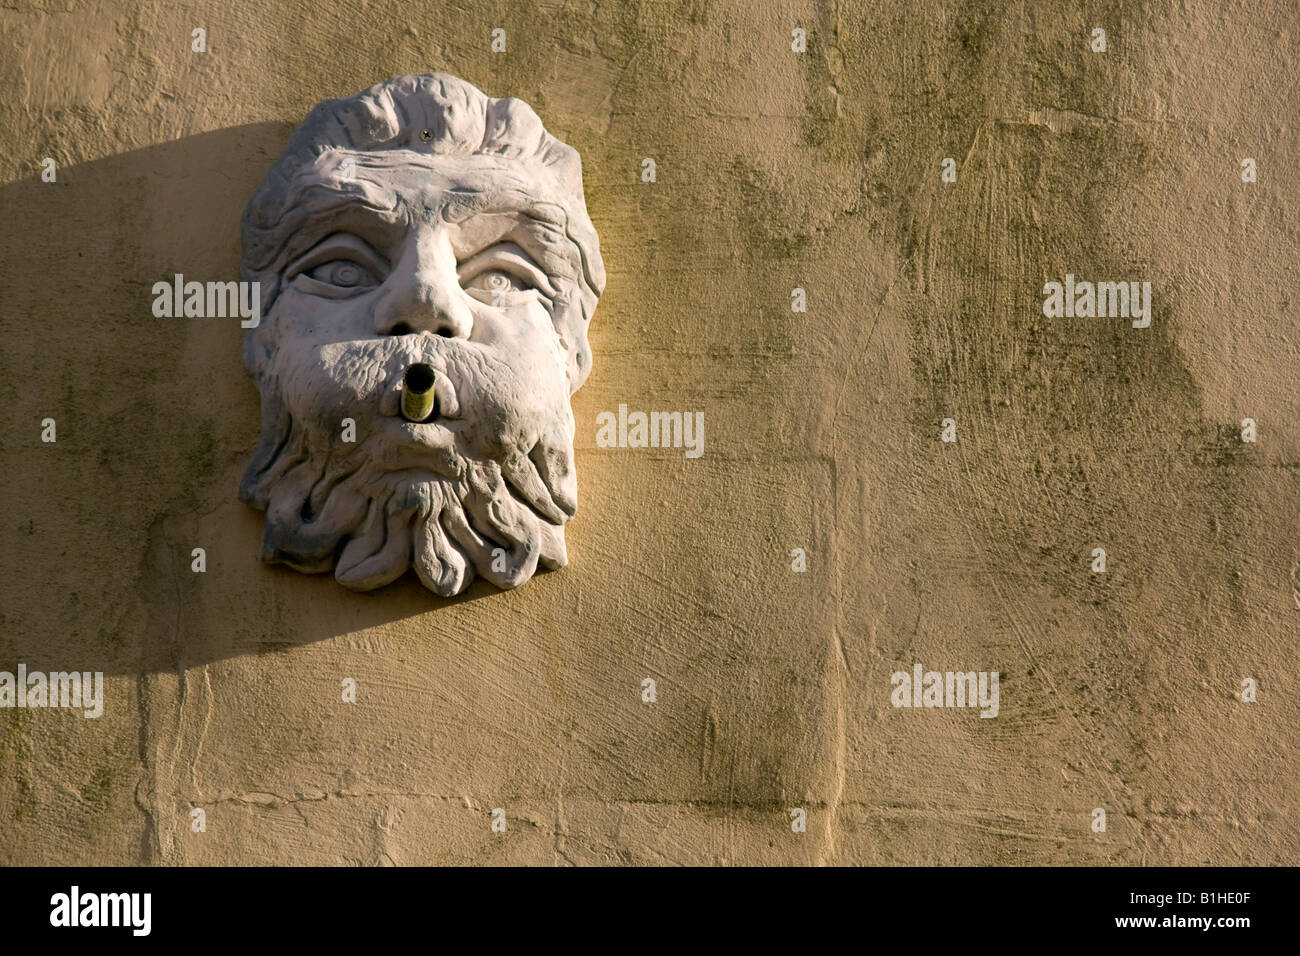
top-left (1, 0), bottom-right (1296, 865)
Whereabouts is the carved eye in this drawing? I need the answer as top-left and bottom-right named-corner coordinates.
top-left (306, 260), bottom-right (378, 289)
top-left (456, 242), bottom-right (556, 310)
top-left (463, 269), bottom-right (528, 295)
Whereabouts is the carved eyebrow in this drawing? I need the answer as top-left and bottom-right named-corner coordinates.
top-left (456, 242), bottom-right (558, 297)
top-left (274, 184), bottom-right (408, 272)
top-left (284, 232), bottom-right (390, 280)
top-left (447, 209), bottom-right (581, 285)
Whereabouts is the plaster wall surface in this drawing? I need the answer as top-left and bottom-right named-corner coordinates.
top-left (0, 0), bottom-right (1295, 864)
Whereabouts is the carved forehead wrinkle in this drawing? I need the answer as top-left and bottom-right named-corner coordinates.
top-left (291, 148), bottom-right (573, 227)
top-left (334, 149), bottom-right (582, 216)
top-left (290, 151), bottom-right (586, 277)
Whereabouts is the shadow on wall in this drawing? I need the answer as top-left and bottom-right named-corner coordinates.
top-left (0, 123), bottom-right (511, 679)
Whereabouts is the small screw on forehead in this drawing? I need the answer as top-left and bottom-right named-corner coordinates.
top-left (419, 128), bottom-right (433, 141)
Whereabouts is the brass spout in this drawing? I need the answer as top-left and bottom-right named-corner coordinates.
top-left (400, 363), bottom-right (438, 422)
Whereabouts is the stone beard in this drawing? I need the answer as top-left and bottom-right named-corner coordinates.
top-left (238, 74), bottom-right (605, 596)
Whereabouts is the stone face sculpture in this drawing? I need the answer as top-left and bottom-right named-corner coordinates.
top-left (238, 74), bottom-right (605, 596)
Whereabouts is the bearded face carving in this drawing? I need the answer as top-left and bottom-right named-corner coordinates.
top-left (238, 74), bottom-right (604, 596)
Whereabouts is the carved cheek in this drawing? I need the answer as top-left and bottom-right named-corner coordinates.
top-left (267, 320), bottom-right (388, 427)
top-left (469, 298), bottom-right (568, 376)
top-left (277, 285), bottom-right (378, 340)
top-left (443, 337), bottom-right (567, 455)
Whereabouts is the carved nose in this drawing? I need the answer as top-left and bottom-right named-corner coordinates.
top-left (375, 228), bottom-right (475, 339)
top-left (380, 295), bottom-right (472, 339)
top-left (400, 363), bottom-right (438, 422)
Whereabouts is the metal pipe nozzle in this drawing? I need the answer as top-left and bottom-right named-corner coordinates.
top-left (400, 363), bottom-right (438, 423)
